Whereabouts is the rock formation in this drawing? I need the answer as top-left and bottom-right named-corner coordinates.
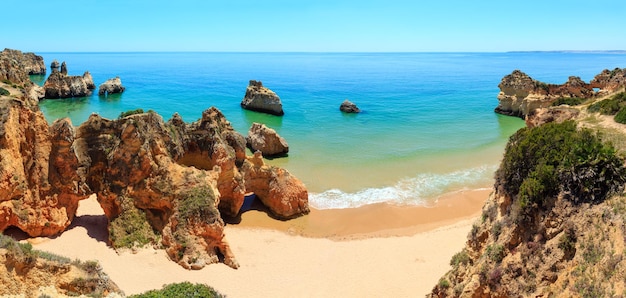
top-left (525, 106), bottom-right (580, 128)
top-left (339, 99), bottom-right (361, 113)
top-left (246, 122), bottom-right (289, 157)
top-left (0, 48), bottom-right (46, 79)
top-left (495, 69), bottom-right (626, 118)
top-left (240, 80), bottom-right (284, 116)
top-left (98, 76), bottom-right (125, 96)
top-left (0, 49), bottom-right (46, 106)
top-left (242, 151), bottom-right (309, 219)
top-left (0, 49), bottom-right (310, 271)
top-left (590, 67), bottom-right (626, 95)
top-left (0, 99), bottom-right (89, 237)
top-left (43, 62), bottom-right (95, 99)
top-left (0, 234), bottom-right (122, 297)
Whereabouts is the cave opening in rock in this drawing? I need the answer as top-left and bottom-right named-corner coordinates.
top-left (68, 195), bottom-right (110, 244)
top-left (2, 226), bottom-right (30, 241)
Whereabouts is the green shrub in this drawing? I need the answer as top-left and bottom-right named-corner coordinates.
top-left (129, 282), bottom-right (224, 298)
top-left (615, 107), bottom-right (626, 124)
top-left (450, 250), bottom-right (470, 267)
top-left (552, 97), bottom-right (586, 107)
top-left (438, 278), bottom-right (450, 289)
top-left (109, 196), bottom-right (159, 249)
top-left (495, 121), bottom-right (626, 214)
top-left (118, 108), bottom-right (145, 119)
top-left (178, 185), bottom-right (219, 225)
top-left (0, 87), bottom-right (9, 96)
top-left (486, 244), bottom-right (505, 263)
top-left (588, 92), bottom-right (626, 115)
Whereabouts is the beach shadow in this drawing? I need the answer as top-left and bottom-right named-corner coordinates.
top-left (65, 214), bottom-right (110, 244)
top-left (2, 226), bottom-right (30, 241)
top-left (222, 197), bottom-right (291, 225)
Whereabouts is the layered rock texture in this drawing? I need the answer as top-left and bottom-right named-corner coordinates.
top-left (339, 99), bottom-right (361, 113)
top-left (1, 77), bottom-right (309, 272)
top-left (0, 235), bottom-right (122, 297)
top-left (98, 77), bottom-right (125, 95)
top-left (0, 49), bottom-right (45, 106)
top-left (247, 122), bottom-right (289, 157)
top-left (430, 119), bottom-right (626, 297)
top-left (43, 61), bottom-right (95, 99)
top-left (495, 68), bottom-right (626, 118)
top-left (241, 80), bottom-right (284, 116)
top-left (431, 69), bottom-right (626, 297)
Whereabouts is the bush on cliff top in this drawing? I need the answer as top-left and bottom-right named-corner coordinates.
top-left (129, 282), bottom-right (223, 298)
top-left (588, 92), bottom-right (626, 115)
top-left (496, 121), bottom-right (626, 213)
top-left (0, 87), bottom-right (9, 96)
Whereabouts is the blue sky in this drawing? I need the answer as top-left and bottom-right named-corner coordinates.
top-left (4, 0), bottom-right (625, 52)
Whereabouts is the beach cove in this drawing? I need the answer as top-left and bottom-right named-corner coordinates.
top-left (8, 51), bottom-right (626, 296)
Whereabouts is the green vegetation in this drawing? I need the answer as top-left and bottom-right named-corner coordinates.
top-left (588, 92), bottom-right (626, 115)
top-left (438, 278), bottom-right (450, 289)
top-left (118, 108), bottom-right (145, 118)
top-left (178, 185), bottom-right (219, 225)
top-left (129, 282), bottom-right (224, 298)
top-left (0, 87), bottom-right (9, 96)
top-left (450, 250), bottom-right (470, 267)
top-left (552, 97), bottom-right (586, 107)
top-left (109, 196), bottom-right (159, 249)
top-left (496, 121), bottom-right (626, 214)
top-left (614, 107), bottom-right (626, 124)
top-left (486, 244), bottom-right (505, 263)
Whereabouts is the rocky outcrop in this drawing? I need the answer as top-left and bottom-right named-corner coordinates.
top-left (0, 48), bottom-right (46, 80)
top-left (339, 99), bottom-right (361, 113)
top-left (0, 235), bottom-right (122, 297)
top-left (525, 106), bottom-right (580, 128)
top-left (246, 122), bottom-right (289, 157)
top-left (430, 120), bottom-right (626, 297)
top-left (0, 99), bottom-right (89, 237)
top-left (590, 67), bottom-right (626, 95)
top-left (98, 77), bottom-right (125, 96)
top-left (240, 80), bottom-right (284, 116)
top-left (241, 151), bottom-right (309, 219)
top-left (496, 69), bottom-right (626, 118)
top-left (43, 63), bottom-right (96, 99)
top-left (0, 51), bottom-right (309, 270)
top-left (0, 49), bottom-right (46, 106)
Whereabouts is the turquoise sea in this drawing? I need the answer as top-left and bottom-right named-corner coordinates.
top-left (33, 52), bottom-right (626, 209)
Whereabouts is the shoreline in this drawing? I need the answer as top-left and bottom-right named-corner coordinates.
top-left (230, 188), bottom-right (490, 240)
top-left (29, 188), bottom-right (490, 297)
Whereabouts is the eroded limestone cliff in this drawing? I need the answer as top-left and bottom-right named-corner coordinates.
top-left (0, 55), bottom-right (309, 271)
top-left (495, 68), bottom-right (626, 118)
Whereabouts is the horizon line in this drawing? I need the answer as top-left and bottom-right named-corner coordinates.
top-left (28, 50), bottom-right (626, 54)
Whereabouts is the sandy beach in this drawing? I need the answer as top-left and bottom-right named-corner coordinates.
top-left (30, 189), bottom-right (490, 297)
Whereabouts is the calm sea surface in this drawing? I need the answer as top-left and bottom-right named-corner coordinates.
top-left (33, 52), bottom-right (626, 209)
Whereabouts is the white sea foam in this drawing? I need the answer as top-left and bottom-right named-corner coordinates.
top-left (309, 165), bottom-right (497, 209)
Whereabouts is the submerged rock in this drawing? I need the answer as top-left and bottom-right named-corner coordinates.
top-left (240, 80), bottom-right (284, 116)
top-left (339, 99), bottom-right (361, 113)
top-left (246, 122), bottom-right (289, 157)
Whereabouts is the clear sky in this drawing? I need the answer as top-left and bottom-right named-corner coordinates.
top-left (3, 0), bottom-right (625, 52)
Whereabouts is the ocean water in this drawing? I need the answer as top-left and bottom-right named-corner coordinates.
top-left (34, 52), bottom-right (626, 209)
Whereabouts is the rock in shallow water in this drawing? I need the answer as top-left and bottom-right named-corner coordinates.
top-left (240, 80), bottom-right (284, 116)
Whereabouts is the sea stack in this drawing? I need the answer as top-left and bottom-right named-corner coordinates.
top-left (246, 122), bottom-right (289, 157)
top-left (43, 61), bottom-right (95, 99)
top-left (339, 99), bottom-right (361, 113)
top-left (240, 80), bottom-right (284, 116)
top-left (98, 76), bottom-right (125, 96)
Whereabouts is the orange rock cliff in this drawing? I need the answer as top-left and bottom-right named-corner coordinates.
top-left (0, 49), bottom-right (309, 270)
